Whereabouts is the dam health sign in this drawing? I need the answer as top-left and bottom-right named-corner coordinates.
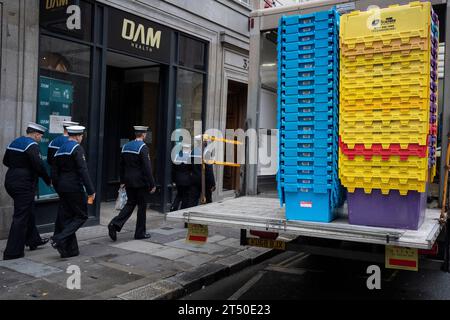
top-left (108, 7), bottom-right (172, 64)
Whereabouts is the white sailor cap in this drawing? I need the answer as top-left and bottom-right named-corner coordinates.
top-left (63, 121), bottom-right (79, 129)
top-left (27, 122), bottom-right (47, 134)
top-left (134, 126), bottom-right (149, 133)
top-left (67, 125), bottom-right (86, 136)
top-left (194, 134), bottom-right (203, 141)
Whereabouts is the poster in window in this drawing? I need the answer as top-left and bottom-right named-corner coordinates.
top-left (37, 76), bottom-right (73, 199)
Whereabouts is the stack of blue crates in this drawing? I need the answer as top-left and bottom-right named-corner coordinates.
top-left (277, 9), bottom-right (343, 223)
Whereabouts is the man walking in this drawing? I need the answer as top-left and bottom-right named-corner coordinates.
top-left (108, 126), bottom-right (156, 241)
top-left (51, 125), bottom-right (95, 258)
top-left (47, 120), bottom-right (79, 237)
top-left (3, 123), bottom-right (52, 260)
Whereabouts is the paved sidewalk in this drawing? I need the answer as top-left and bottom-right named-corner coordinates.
top-left (0, 202), bottom-right (283, 300)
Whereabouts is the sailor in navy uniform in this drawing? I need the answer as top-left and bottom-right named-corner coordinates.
top-left (47, 121), bottom-right (79, 166)
top-left (2, 122), bottom-right (52, 260)
top-left (108, 126), bottom-right (156, 242)
top-left (50, 126), bottom-right (95, 258)
top-left (47, 120), bottom-right (79, 238)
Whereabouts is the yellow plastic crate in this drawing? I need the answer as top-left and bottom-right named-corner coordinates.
top-left (339, 153), bottom-right (429, 168)
top-left (341, 176), bottom-right (427, 195)
top-left (340, 119), bottom-right (429, 132)
top-left (340, 96), bottom-right (428, 112)
top-left (341, 37), bottom-right (428, 57)
top-left (341, 74), bottom-right (429, 89)
top-left (341, 108), bottom-right (428, 124)
top-left (342, 62), bottom-right (429, 79)
top-left (339, 153), bottom-right (428, 180)
top-left (340, 1), bottom-right (432, 47)
top-left (342, 47), bottom-right (428, 63)
top-left (339, 131), bottom-right (428, 148)
top-left (340, 165), bottom-right (427, 182)
top-left (341, 84), bottom-right (429, 100)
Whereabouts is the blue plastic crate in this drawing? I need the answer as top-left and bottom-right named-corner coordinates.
top-left (281, 138), bottom-right (332, 148)
top-left (284, 191), bottom-right (336, 223)
top-left (292, 129), bottom-right (332, 139)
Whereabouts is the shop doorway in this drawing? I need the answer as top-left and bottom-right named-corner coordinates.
top-left (223, 80), bottom-right (247, 193)
top-left (102, 51), bottom-right (163, 210)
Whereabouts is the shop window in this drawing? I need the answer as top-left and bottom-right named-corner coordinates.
top-left (260, 30), bottom-right (278, 90)
top-left (40, 0), bottom-right (93, 42)
top-left (175, 69), bottom-right (204, 135)
top-left (178, 35), bottom-right (206, 71)
top-left (37, 35), bottom-right (91, 199)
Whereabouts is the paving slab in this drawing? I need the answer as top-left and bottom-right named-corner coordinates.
top-left (44, 263), bottom-right (143, 296)
top-left (45, 255), bottom-right (98, 270)
top-left (0, 258), bottom-right (63, 278)
top-left (150, 247), bottom-right (193, 260)
top-left (164, 238), bottom-right (227, 255)
top-left (101, 252), bottom-right (190, 276)
top-left (79, 243), bottom-right (138, 258)
top-left (0, 279), bottom-right (86, 300)
top-left (111, 240), bottom-right (165, 255)
top-left (205, 235), bottom-right (227, 243)
top-left (0, 266), bottom-right (35, 289)
top-left (138, 232), bottom-right (187, 246)
top-left (150, 227), bottom-right (186, 236)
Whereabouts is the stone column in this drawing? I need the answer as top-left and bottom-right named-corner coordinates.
top-left (0, 0), bottom-right (39, 239)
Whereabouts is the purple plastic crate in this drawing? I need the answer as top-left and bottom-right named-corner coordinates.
top-left (347, 188), bottom-right (427, 230)
top-left (430, 114), bottom-right (437, 124)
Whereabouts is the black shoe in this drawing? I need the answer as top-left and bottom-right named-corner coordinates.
top-left (3, 253), bottom-right (24, 260)
top-left (28, 237), bottom-right (50, 251)
top-left (50, 238), bottom-right (68, 258)
top-left (108, 224), bottom-right (117, 242)
top-left (135, 233), bottom-right (151, 240)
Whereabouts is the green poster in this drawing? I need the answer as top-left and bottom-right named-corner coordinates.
top-left (37, 76), bottom-right (73, 199)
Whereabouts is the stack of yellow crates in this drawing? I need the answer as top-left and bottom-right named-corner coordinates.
top-left (339, 2), bottom-right (439, 230)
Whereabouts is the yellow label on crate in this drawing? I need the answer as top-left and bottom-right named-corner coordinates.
top-left (186, 224), bottom-right (208, 244)
top-left (247, 238), bottom-right (286, 250)
top-left (385, 246), bottom-right (418, 271)
top-left (341, 2), bottom-right (431, 41)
